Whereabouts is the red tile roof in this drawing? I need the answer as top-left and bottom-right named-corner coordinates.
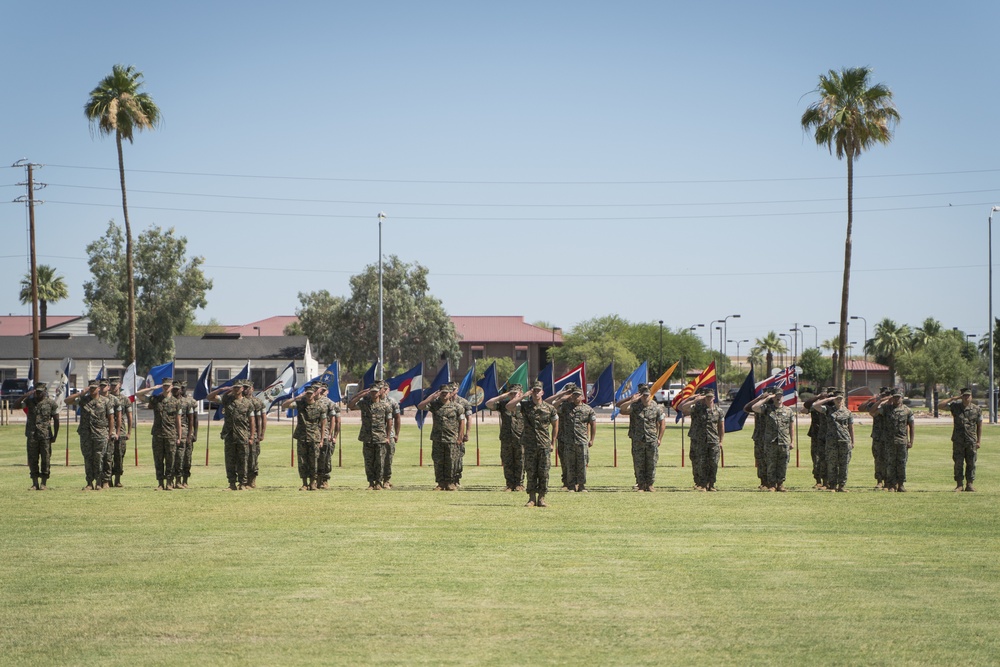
top-left (451, 316), bottom-right (563, 344)
top-left (0, 315), bottom-right (81, 336)
top-left (845, 360), bottom-right (889, 372)
top-left (225, 316), bottom-right (300, 337)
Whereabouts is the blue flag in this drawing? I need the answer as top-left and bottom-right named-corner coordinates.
top-left (554, 363), bottom-right (586, 396)
top-left (612, 361), bottom-right (648, 420)
top-left (145, 361), bottom-right (174, 396)
top-left (472, 361), bottom-right (500, 413)
top-left (193, 361), bottom-right (213, 401)
top-left (316, 361), bottom-right (341, 403)
top-left (457, 362), bottom-right (475, 402)
top-left (211, 361), bottom-right (249, 420)
top-left (94, 361), bottom-right (107, 382)
top-left (388, 362), bottom-right (423, 409)
top-left (362, 362), bottom-right (378, 389)
top-left (723, 367), bottom-right (757, 433)
top-left (416, 362), bottom-right (450, 429)
top-left (537, 362), bottom-right (554, 397)
top-left (588, 362), bottom-right (615, 407)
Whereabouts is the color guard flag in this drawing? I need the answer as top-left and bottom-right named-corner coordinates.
top-left (502, 362), bottom-right (528, 392)
top-left (588, 362), bottom-right (615, 408)
top-left (672, 361), bottom-right (717, 421)
top-left (315, 361), bottom-right (341, 403)
top-left (457, 361), bottom-right (476, 402)
top-left (471, 361), bottom-right (500, 413)
top-left (122, 362), bottom-right (139, 401)
top-left (362, 362), bottom-right (378, 389)
top-left (257, 360), bottom-right (297, 411)
top-left (145, 361), bottom-right (174, 396)
top-left (757, 365), bottom-right (798, 407)
top-left (611, 361), bottom-right (648, 420)
top-left (193, 361), bottom-right (213, 401)
top-left (554, 363), bottom-right (586, 396)
top-left (723, 367), bottom-right (757, 433)
top-left (388, 362), bottom-right (423, 408)
top-left (416, 362), bottom-right (450, 429)
top-left (536, 362), bottom-right (554, 397)
top-left (648, 361), bottom-right (680, 398)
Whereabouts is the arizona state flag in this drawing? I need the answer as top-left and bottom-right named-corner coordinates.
top-left (671, 360), bottom-right (717, 420)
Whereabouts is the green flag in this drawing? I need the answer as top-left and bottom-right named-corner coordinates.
top-left (504, 361), bottom-right (529, 391)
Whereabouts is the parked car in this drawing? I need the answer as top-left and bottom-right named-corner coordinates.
top-left (659, 383), bottom-right (684, 404)
top-left (1, 378), bottom-right (30, 402)
top-left (726, 387), bottom-right (740, 402)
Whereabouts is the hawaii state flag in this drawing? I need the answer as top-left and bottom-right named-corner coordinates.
top-left (388, 362), bottom-right (423, 408)
top-left (757, 365), bottom-right (798, 407)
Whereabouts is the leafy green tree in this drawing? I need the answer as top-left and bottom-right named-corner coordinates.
top-left (294, 255), bottom-right (460, 380)
top-left (181, 318), bottom-right (226, 336)
top-left (802, 67), bottom-right (899, 390)
top-left (474, 357), bottom-right (516, 386)
top-left (898, 334), bottom-right (978, 407)
top-left (19, 264), bottom-right (69, 331)
top-left (84, 221), bottom-right (211, 371)
top-left (911, 317), bottom-right (943, 350)
top-left (86, 64), bottom-right (161, 367)
top-left (865, 318), bottom-right (911, 386)
top-left (798, 347), bottom-right (833, 387)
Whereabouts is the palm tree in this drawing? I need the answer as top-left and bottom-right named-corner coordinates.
top-left (865, 318), bottom-right (910, 387)
top-left (85, 64), bottom-right (161, 367)
top-left (911, 317), bottom-right (943, 350)
top-left (746, 346), bottom-right (764, 378)
top-left (801, 67), bottom-right (900, 391)
top-left (754, 331), bottom-right (787, 376)
top-left (19, 264), bottom-right (69, 331)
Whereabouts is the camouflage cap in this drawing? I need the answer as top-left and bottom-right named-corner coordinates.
top-left (962, 387), bottom-right (973, 396)
top-left (510, 383), bottom-right (524, 392)
top-left (108, 377), bottom-right (121, 384)
top-left (98, 379), bottom-right (109, 387)
top-left (697, 387), bottom-right (713, 396)
top-left (636, 383), bottom-right (649, 392)
top-left (832, 390), bottom-right (845, 397)
top-left (825, 386), bottom-right (837, 393)
top-left (87, 380), bottom-right (99, 388)
top-left (531, 380), bottom-right (544, 391)
top-left (34, 382), bottom-right (47, 391)
top-left (891, 388), bottom-right (903, 397)
top-left (161, 377), bottom-right (173, 385)
top-left (562, 382), bottom-right (579, 392)
top-left (178, 381), bottom-right (187, 389)
top-left (313, 381), bottom-right (328, 389)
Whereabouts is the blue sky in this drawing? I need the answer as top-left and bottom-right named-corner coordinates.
top-left (2, 0), bottom-right (998, 356)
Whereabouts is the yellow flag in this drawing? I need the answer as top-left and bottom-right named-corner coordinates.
top-left (648, 361), bottom-right (680, 396)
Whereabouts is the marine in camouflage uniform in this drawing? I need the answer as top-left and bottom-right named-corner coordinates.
top-left (510, 381), bottom-right (559, 507)
top-left (869, 389), bottom-right (914, 491)
top-left (226, 380), bottom-right (257, 489)
top-left (382, 391), bottom-right (402, 489)
top-left (452, 393), bottom-right (473, 486)
top-left (859, 388), bottom-right (891, 489)
top-left (170, 382), bottom-right (197, 489)
top-left (623, 385), bottom-right (666, 492)
top-left (105, 378), bottom-right (132, 488)
top-left (744, 397), bottom-right (766, 488)
top-left (138, 377), bottom-right (182, 490)
top-left (244, 381), bottom-right (265, 489)
top-left (552, 383), bottom-right (596, 492)
top-left (316, 384), bottom-right (341, 490)
top-left (349, 381), bottom-right (393, 490)
top-left (938, 388), bottom-right (983, 492)
top-left (288, 384), bottom-right (327, 490)
top-left (486, 385), bottom-right (525, 491)
top-left (680, 388), bottom-right (724, 491)
top-left (68, 380), bottom-right (115, 491)
top-left (752, 388), bottom-right (794, 491)
top-left (811, 391), bottom-right (854, 492)
top-left (803, 387), bottom-right (835, 489)
top-left (16, 383), bottom-right (60, 491)
top-left (418, 382), bottom-right (466, 490)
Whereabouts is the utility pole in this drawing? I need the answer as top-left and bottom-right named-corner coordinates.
top-left (13, 160), bottom-right (45, 381)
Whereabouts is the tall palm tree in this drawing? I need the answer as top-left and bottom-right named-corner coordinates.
top-left (865, 318), bottom-right (910, 388)
top-left (911, 317), bottom-right (943, 350)
top-left (85, 64), bottom-right (161, 367)
top-left (19, 264), bottom-right (69, 331)
top-left (754, 331), bottom-right (787, 376)
top-left (801, 67), bottom-right (900, 391)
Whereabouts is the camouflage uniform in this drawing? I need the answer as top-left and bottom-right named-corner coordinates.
top-left (295, 394), bottom-right (326, 485)
top-left (428, 395), bottom-right (465, 488)
top-left (317, 396), bottom-right (340, 487)
top-left (823, 404), bottom-right (854, 490)
top-left (761, 401), bottom-right (793, 488)
top-left (865, 393), bottom-right (888, 487)
top-left (357, 393), bottom-right (392, 488)
top-left (246, 391), bottom-right (265, 485)
top-left (107, 388), bottom-right (131, 484)
top-left (750, 410), bottom-right (766, 486)
top-left (79, 392), bottom-right (113, 488)
top-left (517, 397), bottom-right (558, 499)
top-left (101, 390), bottom-right (122, 484)
top-left (382, 397), bottom-right (401, 487)
top-left (805, 396), bottom-right (828, 486)
top-left (24, 390), bottom-right (59, 486)
top-left (629, 400), bottom-right (665, 491)
top-left (148, 391), bottom-right (181, 487)
top-left (557, 400), bottom-right (596, 490)
top-left (224, 392), bottom-right (255, 488)
top-left (948, 400), bottom-right (982, 487)
top-left (690, 401), bottom-right (723, 490)
top-left (180, 393), bottom-right (198, 483)
top-left (453, 396), bottom-right (473, 485)
top-left (496, 400), bottom-right (525, 490)
top-left (880, 402), bottom-right (914, 489)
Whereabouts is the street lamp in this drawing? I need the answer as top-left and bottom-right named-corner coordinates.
top-left (377, 211), bottom-right (386, 381)
top-left (729, 339), bottom-right (749, 369)
top-left (850, 315), bottom-right (868, 390)
top-left (723, 314), bottom-right (741, 358)
top-left (252, 326), bottom-right (261, 337)
top-left (802, 324), bottom-right (818, 349)
top-left (658, 320), bottom-right (664, 378)
top-left (990, 206), bottom-right (999, 423)
top-left (779, 333), bottom-right (792, 369)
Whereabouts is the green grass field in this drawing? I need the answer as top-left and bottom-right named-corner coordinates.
top-left (1, 415), bottom-right (997, 666)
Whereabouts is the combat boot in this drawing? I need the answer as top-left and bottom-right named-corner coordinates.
top-left (29, 476), bottom-right (39, 491)
top-left (39, 478), bottom-right (47, 491)
top-left (537, 496), bottom-right (548, 507)
top-left (114, 475), bottom-right (123, 488)
top-left (299, 479), bottom-right (309, 491)
top-left (525, 493), bottom-right (536, 507)
top-left (965, 484), bottom-right (976, 492)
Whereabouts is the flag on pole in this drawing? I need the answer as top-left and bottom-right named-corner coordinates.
top-left (145, 361), bottom-right (174, 396)
top-left (502, 362), bottom-right (529, 392)
top-left (387, 362), bottom-right (423, 408)
top-left (471, 360), bottom-right (500, 413)
top-left (94, 361), bottom-right (107, 382)
top-left (757, 365), bottom-right (798, 407)
top-left (55, 357), bottom-right (75, 399)
top-left (256, 360), bottom-right (297, 411)
top-left (193, 361), bottom-right (213, 401)
top-left (457, 361), bottom-right (476, 402)
top-left (416, 362), bottom-right (450, 429)
top-left (648, 361), bottom-right (680, 397)
top-left (26, 360), bottom-right (34, 389)
top-left (672, 361), bottom-right (717, 421)
top-left (611, 361), bottom-right (648, 420)
top-left (723, 367), bottom-right (757, 433)
top-left (536, 362), bottom-right (554, 397)
top-left (122, 362), bottom-right (139, 401)
top-left (554, 363), bottom-right (586, 396)
top-left (588, 362), bottom-right (615, 407)
top-left (211, 361), bottom-right (249, 420)
top-left (361, 361), bottom-right (378, 389)
top-left (315, 361), bottom-right (341, 403)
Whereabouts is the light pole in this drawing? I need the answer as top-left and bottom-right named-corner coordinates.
top-left (658, 320), bottom-right (664, 378)
top-left (252, 326), bottom-right (260, 337)
top-left (723, 314), bottom-right (741, 359)
top-left (377, 211), bottom-right (386, 381)
top-left (779, 333), bottom-right (792, 369)
top-left (729, 339), bottom-right (749, 370)
top-left (850, 315), bottom-right (868, 390)
top-left (802, 324), bottom-right (818, 349)
top-left (990, 206), bottom-right (999, 423)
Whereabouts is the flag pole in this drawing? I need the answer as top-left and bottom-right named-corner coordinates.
top-left (65, 404), bottom-right (70, 466)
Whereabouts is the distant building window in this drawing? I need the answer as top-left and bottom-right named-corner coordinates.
top-left (471, 347), bottom-right (484, 360)
top-left (216, 369), bottom-right (231, 384)
top-left (514, 347), bottom-right (528, 362)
